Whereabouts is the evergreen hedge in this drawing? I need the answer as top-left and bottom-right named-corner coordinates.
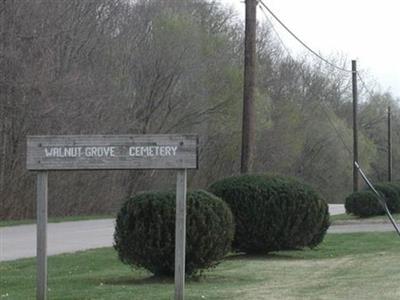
top-left (388, 182), bottom-right (400, 196)
top-left (113, 190), bottom-right (234, 276)
top-left (345, 182), bottom-right (400, 217)
top-left (374, 183), bottom-right (400, 213)
top-left (209, 174), bottom-right (330, 254)
top-left (345, 190), bottom-right (383, 217)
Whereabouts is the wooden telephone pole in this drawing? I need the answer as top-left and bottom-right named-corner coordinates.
top-left (352, 60), bottom-right (359, 192)
top-left (241, 0), bottom-right (257, 174)
top-left (388, 105), bottom-right (392, 182)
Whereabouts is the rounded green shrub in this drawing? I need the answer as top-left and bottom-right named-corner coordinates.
top-left (114, 190), bottom-right (234, 276)
top-left (344, 192), bottom-right (355, 214)
top-left (375, 182), bottom-right (400, 213)
top-left (345, 190), bottom-right (383, 217)
top-left (390, 181), bottom-right (400, 194)
top-left (208, 174), bottom-right (330, 254)
top-left (387, 182), bottom-right (400, 195)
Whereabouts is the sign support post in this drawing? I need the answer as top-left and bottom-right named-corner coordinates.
top-left (27, 135), bottom-right (197, 300)
top-left (175, 169), bottom-right (187, 300)
top-left (36, 171), bottom-right (48, 300)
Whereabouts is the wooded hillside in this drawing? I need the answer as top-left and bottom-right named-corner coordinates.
top-left (1, 0), bottom-right (398, 219)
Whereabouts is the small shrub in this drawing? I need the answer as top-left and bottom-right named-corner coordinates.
top-left (344, 191), bottom-right (355, 214)
top-left (209, 174), bottom-right (330, 254)
top-left (390, 181), bottom-right (400, 194)
top-left (375, 182), bottom-right (400, 213)
top-left (114, 190), bottom-right (234, 276)
top-left (345, 191), bottom-right (384, 217)
top-left (388, 182), bottom-right (400, 195)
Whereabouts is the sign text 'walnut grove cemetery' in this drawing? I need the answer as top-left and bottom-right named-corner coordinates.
top-left (27, 135), bottom-right (198, 170)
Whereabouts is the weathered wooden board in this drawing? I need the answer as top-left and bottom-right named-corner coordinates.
top-left (27, 135), bottom-right (198, 170)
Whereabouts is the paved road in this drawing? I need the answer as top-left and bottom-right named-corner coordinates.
top-left (1, 204), bottom-right (396, 262)
top-left (0, 219), bottom-right (114, 261)
top-left (328, 204), bottom-right (345, 215)
top-left (328, 223), bottom-right (396, 234)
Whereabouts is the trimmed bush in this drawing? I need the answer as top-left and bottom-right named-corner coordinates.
top-left (346, 182), bottom-right (400, 217)
top-left (345, 191), bottom-right (384, 217)
top-left (388, 182), bottom-right (400, 196)
top-left (114, 190), bottom-right (234, 276)
top-left (390, 181), bottom-right (400, 194)
top-left (374, 183), bottom-right (400, 213)
top-left (209, 174), bottom-right (330, 254)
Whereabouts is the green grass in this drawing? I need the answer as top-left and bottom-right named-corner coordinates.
top-left (0, 215), bottom-right (113, 227)
top-left (331, 213), bottom-right (400, 224)
top-left (2, 232), bottom-right (400, 299)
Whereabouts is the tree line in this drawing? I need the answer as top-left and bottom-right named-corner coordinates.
top-left (1, 0), bottom-right (398, 220)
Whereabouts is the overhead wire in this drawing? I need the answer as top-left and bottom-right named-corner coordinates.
top-left (257, 1), bottom-right (400, 234)
top-left (258, 0), bottom-right (352, 74)
top-left (358, 72), bottom-right (380, 115)
top-left (357, 72), bottom-right (375, 99)
top-left (258, 0), bottom-right (384, 155)
top-left (258, 4), bottom-right (295, 62)
top-left (320, 107), bottom-right (353, 156)
top-left (258, 2), bottom-right (353, 158)
top-left (258, 0), bottom-right (376, 103)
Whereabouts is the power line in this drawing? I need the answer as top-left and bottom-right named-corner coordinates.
top-left (357, 72), bottom-right (375, 99)
top-left (319, 103), bottom-right (353, 157)
top-left (258, 0), bottom-right (352, 74)
top-left (257, 2), bottom-right (400, 229)
top-left (259, 0), bottom-right (374, 103)
top-left (257, 1), bottom-right (387, 160)
top-left (258, 1), bottom-right (353, 157)
top-left (259, 0), bottom-right (376, 104)
top-left (358, 73), bottom-right (378, 115)
top-left (258, 4), bottom-right (295, 62)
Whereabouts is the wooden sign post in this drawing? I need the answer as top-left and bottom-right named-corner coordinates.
top-left (27, 134), bottom-right (198, 300)
top-left (36, 171), bottom-right (48, 300)
top-left (175, 169), bottom-right (187, 300)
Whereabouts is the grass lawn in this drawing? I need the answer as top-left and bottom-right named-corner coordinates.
top-left (330, 213), bottom-right (400, 225)
top-left (0, 215), bottom-right (113, 227)
top-left (1, 232), bottom-right (400, 299)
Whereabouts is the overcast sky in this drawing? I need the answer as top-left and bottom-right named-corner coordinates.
top-left (219, 0), bottom-right (400, 98)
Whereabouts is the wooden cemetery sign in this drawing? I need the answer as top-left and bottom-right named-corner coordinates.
top-left (27, 134), bottom-right (198, 300)
top-left (27, 135), bottom-right (198, 170)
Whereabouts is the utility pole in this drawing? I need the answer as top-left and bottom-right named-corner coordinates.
top-left (352, 60), bottom-right (359, 191)
top-left (241, 0), bottom-right (257, 174)
top-left (388, 105), bottom-right (392, 182)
